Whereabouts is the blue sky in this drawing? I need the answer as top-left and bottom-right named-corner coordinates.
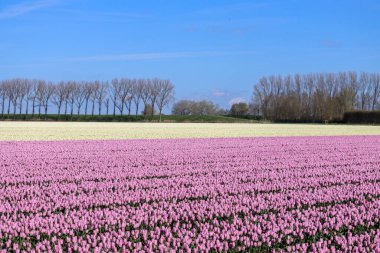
top-left (0, 0), bottom-right (379, 109)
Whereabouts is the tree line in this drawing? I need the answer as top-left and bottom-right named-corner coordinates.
top-left (252, 71), bottom-right (380, 122)
top-left (171, 100), bottom-right (228, 116)
top-left (0, 78), bottom-right (175, 121)
top-left (172, 100), bottom-right (255, 117)
top-left (2, 71), bottom-right (379, 123)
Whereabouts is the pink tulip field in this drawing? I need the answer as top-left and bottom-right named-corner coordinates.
top-left (1, 135), bottom-right (380, 252)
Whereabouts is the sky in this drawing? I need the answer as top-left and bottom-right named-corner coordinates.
top-left (0, 0), bottom-right (379, 109)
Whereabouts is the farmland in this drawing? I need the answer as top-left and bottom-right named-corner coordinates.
top-left (1, 135), bottom-right (380, 252)
top-left (0, 122), bottom-right (379, 140)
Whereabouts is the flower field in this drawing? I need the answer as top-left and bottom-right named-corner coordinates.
top-left (1, 135), bottom-right (380, 252)
top-left (0, 122), bottom-right (379, 140)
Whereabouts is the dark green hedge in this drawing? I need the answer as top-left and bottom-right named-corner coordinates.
top-left (0, 114), bottom-right (255, 123)
top-left (343, 111), bottom-right (380, 124)
top-left (225, 115), bottom-right (264, 121)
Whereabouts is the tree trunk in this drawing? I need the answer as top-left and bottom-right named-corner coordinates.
top-left (85, 100), bottom-right (88, 116)
top-left (91, 101), bottom-right (95, 119)
top-left (58, 106), bottom-right (61, 120)
top-left (25, 100), bottom-right (29, 116)
top-left (70, 102), bottom-right (74, 120)
top-left (19, 99), bottom-right (22, 115)
top-left (7, 99), bottom-right (11, 116)
top-left (1, 97), bottom-right (5, 118)
top-left (135, 103), bottom-right (139, 116)
top-left (120, 104), bottom-right (124, 117)
top-left (13, 102), bottom-right (17, 119)
top-left (25, 100), bottom-right (29, 120)
top-left (32, 98), bottom-right (35, 117)
top-left (44, 105), bottom-right (48, 120)
top-left (64, 101), bottom-right (68, 115)
top-left (372, 95), bottom-right (378, 111)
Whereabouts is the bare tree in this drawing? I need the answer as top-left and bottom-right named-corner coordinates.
top-left (253, 85), bottom-right (264, 116)
top-left (74, 81), bottom-right (86, 116)
top-left (24, 79), bottom-right (36, 117)
top-left (90, 81), bottom-right (99, 118)
top-left (123, 79), bottom-right (134, 116)
top-left (63, 82), bottom-right (75, 118)
top-left (63, 83), bottom-right (69, 116)
top-left (18, 79), bottom-right (27, 115)
top-left (31, 81), bottom-right (39, 117)
top-left (97, 81), bottom-right (108, 117)
top-left (348, 71), bottom-right (359, 109)
top-left (5, 80), bottom-right (12, 116)
top-left (172, 100), bottom-right (192, 115)
top-left (149, 78), bottom-right (160, 116)
top-left (116, 78), bottom-right (132, 117)
top-left (371, 73), bottom-right (380, 110)
top-left (140, 79), bottom-right (151, 116)
top-left (0, 82), bottom-right (3, 117)
top-left (52, 81), bottom-right (67, 120)
top-left (111, 78), bottom-right (120, 118)
top-left (252, 71), bottom-right (379, 122)
top-left (42, 82), bottom-right (55, 120)
top-left (155, 79), bottom-right (175, 122)
top-left (104, 97), bottom-right (110, 115)
top-left (84, 82), bottom-right (93, 117)
top-left (36, 80), bottom-right (46, 117)
top-left (67, 81), bottom-right (77, 119)
top-left (358, 72), bottom-right (371, 110)
top-left (132, 79), bottom-right (144, 115)
top-left (11, 79), bottom-right (22, 119)
top-left (192, 100), bottom-right (219, 115)
top-left (0, 81), bottom-right (6, 118)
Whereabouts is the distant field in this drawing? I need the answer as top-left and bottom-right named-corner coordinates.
top-left (0, 122), bottom-right (378, 141)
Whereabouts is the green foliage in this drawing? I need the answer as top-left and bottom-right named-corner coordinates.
top-left (230, 102), bottom-right (249, 116)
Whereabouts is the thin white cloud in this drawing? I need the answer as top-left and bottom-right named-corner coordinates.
top-left (229, 97), bottom-right (246, 106)
top-left (0, 62), bottom-right (49, 68)
top-left (211, 89), bottom-right (228, 97)
top-left (68, 50), bottom-right (260, 62)
top-left (51, 8), bottom-right (151, 20)
top-left (320, 39), bottom-right (342, 49)
top-left (193, 2), bottom-right (269, 16)
top-left (0, 0), bottom-right (59, 18)
top-left (0, 50), bottom-right (260, 69)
